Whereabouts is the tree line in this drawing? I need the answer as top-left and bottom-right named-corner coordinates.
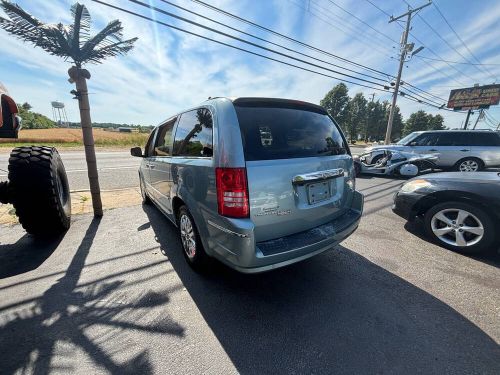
top-left (320, 83), bottom-right (445, 143)
top-left (17, 102), bottom-right (55, 129)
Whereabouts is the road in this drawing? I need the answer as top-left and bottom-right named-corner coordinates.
top-left (0, 171), bottom-right (498, 374)
top-left (0, 151), bottom-right (141, 191)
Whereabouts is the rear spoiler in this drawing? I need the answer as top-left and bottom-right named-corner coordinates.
top-left (232, 97), bottom-right (328, 115)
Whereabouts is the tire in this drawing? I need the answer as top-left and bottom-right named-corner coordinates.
top-left (8, 146), bottom-right (71, 236)
top-left (354, 162), bottom-right (361, 177)
top-left (177, 205), bottom-right (208, 270)
top-left (370, 154), bottom-right (383, 165)
top-left (455, 157), bottom-right (484, 172)
top-left (139, 174), bottom-right (151, 205)
top-left (424, 201), bottom-right (495, 254)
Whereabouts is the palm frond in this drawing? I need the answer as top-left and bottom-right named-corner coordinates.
top-left (68, 3), bottom-right (91, 50)
top-left (85, 37), bottom-right (138, 64)
top-left (80, 20), bottom-right (124, 58)
top-left (0, 0), bottom-right (137, 66)
top-left (0, 0), bottom-right (43, 45)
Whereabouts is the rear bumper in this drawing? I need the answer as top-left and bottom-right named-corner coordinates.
top-left (207, 190), bottom-right (363, 273)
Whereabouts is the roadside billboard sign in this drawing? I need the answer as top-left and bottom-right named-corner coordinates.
top-left (447, 84), bottom-right (500, 110)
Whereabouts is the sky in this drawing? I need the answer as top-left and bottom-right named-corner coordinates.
top-left (0, 0), bottom-right (499, 130)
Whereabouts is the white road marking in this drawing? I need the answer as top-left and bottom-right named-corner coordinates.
top-left (0, 165), bottom-right (138, 177)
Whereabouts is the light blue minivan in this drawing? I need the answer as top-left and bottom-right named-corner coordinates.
top-left (131, 97), bottom-right (363, 273)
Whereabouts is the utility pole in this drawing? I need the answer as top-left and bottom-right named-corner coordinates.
top-left (384, 1), bottom-right (432, 144)
top-left (463, 109), bottom-right (472, 129)
top-left (472, 109), bottom-right (483, 129)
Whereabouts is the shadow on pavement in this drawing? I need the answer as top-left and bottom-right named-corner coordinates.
top-left (0, 234), bottom-right (64, 279)
top-left (144, 204), bottom-right (500, 374)
top-left (0, 217), bottom-right (183, 374)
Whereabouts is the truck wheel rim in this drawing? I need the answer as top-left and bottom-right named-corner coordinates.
top-left (180, 214), bottom-right (196, 258)
top-left (56, 170), bottom-right (69, 206)
top-left (431, 208), bottom-right (484, 247)
top-left (459, 160), bottom-right (478, 172)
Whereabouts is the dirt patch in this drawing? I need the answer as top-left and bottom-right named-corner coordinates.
top-left (0, 188), bottom-right (143, 225)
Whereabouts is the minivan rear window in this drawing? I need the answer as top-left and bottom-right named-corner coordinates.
top-left (235, 104), bottom-right (347, 161)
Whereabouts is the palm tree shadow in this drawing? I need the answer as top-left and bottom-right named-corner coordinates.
top-left (0, 217), bottom-right (184, 374)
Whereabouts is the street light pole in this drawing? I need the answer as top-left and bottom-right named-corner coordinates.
top-left (384, 1), bottom-right (432, 145)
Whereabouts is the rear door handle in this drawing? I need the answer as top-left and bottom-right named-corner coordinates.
top-left (428, 149), bottom-right (438, 152)
top-left (460, 149), bottom-right (470, 152)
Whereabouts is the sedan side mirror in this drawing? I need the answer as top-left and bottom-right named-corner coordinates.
top-left (409, 141), bottom-right (417, 146)
top-left (130, 146), bottom-right (143, 157)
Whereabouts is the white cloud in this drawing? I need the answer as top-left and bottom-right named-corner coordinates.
top-left (0, 0), bottom-right (498, 128)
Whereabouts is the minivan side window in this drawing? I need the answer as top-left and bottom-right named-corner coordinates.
top-left (435, 132), bottom-right (468, 146)
top-left (153, 118), bottom-right (176, 156)
top-left (144, 128), bottom-right (157, 157)
top-left (173, 108), bottom-right (213, 157)
top-left (412, 133), bottom-right (439, 146)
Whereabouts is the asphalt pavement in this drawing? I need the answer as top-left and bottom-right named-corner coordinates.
top-left (0, 174), bottom-right (499, 374)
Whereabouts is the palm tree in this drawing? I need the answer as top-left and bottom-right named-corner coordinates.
top-left (0, 1), bottom-right (137, 216)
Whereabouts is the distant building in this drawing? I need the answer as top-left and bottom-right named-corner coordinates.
top-left (118, 127), bottom-right (139, 133)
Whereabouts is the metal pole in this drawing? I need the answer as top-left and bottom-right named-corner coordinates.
top-left (384, 1), bottom-right (432, 145)
top-left (384, 14), bottom-right (411, 145)
top-left (463, 109), bottom-right (472, 129)
top-left (472, 109), bottom-right (483, 129)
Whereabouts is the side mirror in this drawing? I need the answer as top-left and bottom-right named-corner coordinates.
top-left (130, 146), bottom-right (143, 157)
top-left (409, 141), bottom-right (417, 146)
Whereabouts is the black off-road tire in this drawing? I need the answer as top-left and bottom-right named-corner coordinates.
top-left (8, 146), bottom-right (71, 236)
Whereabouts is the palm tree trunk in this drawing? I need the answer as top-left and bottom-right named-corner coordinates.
top-left (68, 67), bottom-right (103, 217)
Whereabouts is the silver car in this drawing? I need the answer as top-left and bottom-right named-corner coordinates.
top-left (131, 97), bottom-right (363, 273)
top-left (366, 130), bottom-right (500, 172)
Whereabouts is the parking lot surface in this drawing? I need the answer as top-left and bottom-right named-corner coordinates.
top-left (0, 176), bottom-right (499, 374)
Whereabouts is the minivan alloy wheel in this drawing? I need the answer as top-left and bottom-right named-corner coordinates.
top-left (180, 213), bottom-right (196, 258)
top-left (431, 208), bottom-right (484, 247)
top-left (458, 159), bottom-right (479, 172)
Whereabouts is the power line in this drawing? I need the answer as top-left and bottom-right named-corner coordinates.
top-left (403, 0), bottom-right (495, 81)
top-left (191, 0), bottom-right (450, 108)
top-left (363, 0), bottom-right (471, 86)
top-left (154, 0), bottom-right (391, 83)
top-left (126, 0), bottom-right (387, 87)
top-left (188, 0), bottom-right (394, 79)
top-left (325, 0), bottom-right (399, 44)
top-left (414, 55), bottom-right (500, 66)
top-left (288, 0), bottom-right (394, 58)
top-left (91, 0), bottom-right (389, 92)
top-left (363, 0), bottom-right (392, 17)
top-left (433, 0), bottom-right (497, 82)
top-left (93, 0), bottom-right (468, 116)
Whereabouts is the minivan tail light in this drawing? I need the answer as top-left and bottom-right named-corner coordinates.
top-left (216, 168), bottom-right (249, 218)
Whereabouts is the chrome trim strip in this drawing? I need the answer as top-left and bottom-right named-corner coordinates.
top-left (208, 220), bottom-right (249, 238)
top-left (292, 168), bottom-right (344, 185)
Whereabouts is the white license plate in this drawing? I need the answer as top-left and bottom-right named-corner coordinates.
top-left (307, 181), bottom-right (332, 204)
